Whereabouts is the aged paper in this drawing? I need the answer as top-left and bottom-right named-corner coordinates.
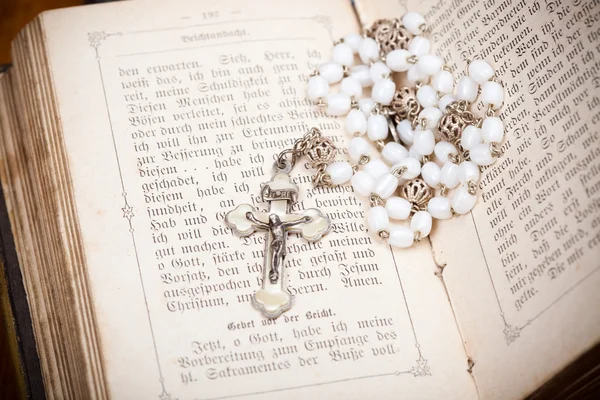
top-left (39, 0), bottom-right (476, 398)
top-left (355, 0), bottom-right (600, 399)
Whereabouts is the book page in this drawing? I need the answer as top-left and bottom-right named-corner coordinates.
top-left (356, 0), bottom-right (600, 399)
top-left (39, 0), bottom-right (476, 398)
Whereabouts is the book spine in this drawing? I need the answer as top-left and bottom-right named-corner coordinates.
top-left (0, 183), bottom-right (45, 399)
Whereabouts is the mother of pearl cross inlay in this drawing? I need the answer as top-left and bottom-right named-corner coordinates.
top-left (225, 173), bottom-right (331, 319)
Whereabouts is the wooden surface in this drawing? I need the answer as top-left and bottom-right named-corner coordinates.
top-left (0, 1), bottom-right (83, 398)
top-left (0, 0), bottom-right (83, 64)
top-left (0, 299), bottom-right (23, 400)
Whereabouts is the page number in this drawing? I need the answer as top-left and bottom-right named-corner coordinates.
top-left (202, 11), bottom-right (219, 20)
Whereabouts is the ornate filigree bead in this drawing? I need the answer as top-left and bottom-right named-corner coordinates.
top-left (437, 100), bottom-right (478, 144)
top-left (401, 179), bottom-right (432, 211)
top-left (305, 136), bottom-right (337, 169)
top-left (438, 112), bottom-right (467, 143)
top-left (391, 87), bottom-right (422, 121)
top-left (367, 19), bottom-right (413, 53)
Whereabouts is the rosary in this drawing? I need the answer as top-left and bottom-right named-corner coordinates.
top-left (226, 12), bottom-right (506, 319)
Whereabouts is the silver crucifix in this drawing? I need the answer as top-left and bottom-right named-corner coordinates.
top-left (225, 173), bottom-right (331, 319)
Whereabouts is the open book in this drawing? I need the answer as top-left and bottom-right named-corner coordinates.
top-left (0, 0), bottom-right (599, 398)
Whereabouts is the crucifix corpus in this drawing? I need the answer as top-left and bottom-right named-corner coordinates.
top-left (225, 173), bottom-right (331, 319)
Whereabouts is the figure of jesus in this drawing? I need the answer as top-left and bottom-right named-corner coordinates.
top-left (246, 212), bottom-right (311, 284)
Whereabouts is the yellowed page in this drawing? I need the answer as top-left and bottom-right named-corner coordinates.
top-left (356, 0), bottom-right (600, 399)
top-left (39, 0), bottom-right (476, 398)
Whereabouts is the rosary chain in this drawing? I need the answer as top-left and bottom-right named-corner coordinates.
top-left (275, 127), bottom-right (323, 171)
top-left (300, 15), bottom-right (506, 251)
top-left (275, 128), bottom-right (339, 188)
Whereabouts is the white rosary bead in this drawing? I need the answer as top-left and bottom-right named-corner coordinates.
top-left (459, 161), bottom-right (480, 184)
top-left (417, 54), bottom-right (444, 77)
top-left (305, 24), bottom-right (506, 250)
top-left (386, 49), bottom-right (411, 72)
top-left (456, 76), bottom-right (478, 103)
top-left (461, 126), bottom-right (483, 150)
top-left (319, 62), bottom-right (344, 84)
top-left (369, 61), bottom-right (391, 83)
top-left (470, 143), bottom-right (497, 166)
top-left (396, 119), bottom-right (414, 145)
top-left (440, 161), bottom-right (460, 189)
top-left (407, 64), bottom-right (428, 84)
top-left (358, 37), bottom-right (380, 64)
top-left (367, 206), bottom-right (390, 233)
top-left (393, 157), bottom-right (421, 179)
top-left (411, 211), bottom-right (432, 238)
top-left (332, 42), bottom-right (355, 67)
top-left (367, 114), bottom-right (389, 141)
top-left (482, 117), bottom-right (504, 143)
top-left (326, 161), bottom-right (354, 185)
top-left (307, 75), bottom-right (329, 101)
top-left (351, 171), bottom-right (375, 197)
top-left (388, 225), bottom-right (414, 248)
top-left (468, 60), bottom-right (494, 84)
top-left (434, 141), bottom-right (458, 163)
top-left (402, 12), bottom-right (426, 35)
top-left (421, 161), bottom-right (441, 188)
top-left (382, 142), bottom-right (408, 165)
top-left (346, 109), bottom-right (367, 136)
top-left (451, 185), bottom-right (477, 214)
top-left (350, 65), bottom-right (374, 87)
top-left (438, 94), bottom-right (457, 111)
top-left (428, 196), bottom-right (452, 219)
top-left (408, 145), bottom-right (421, 159)
top-left (348, 136), bottom-right (371, 161)
top-left (417, 85), bottom-right (438, 108)
top-left (413, 129), bottom-right (435, 156)
top-left (386, 197), bottom-right (412, 220)
top-left (326, 93), bottom-right (351, 116)
top-left (343, 33), bottom-right (363, 53)
top-left (340, 77), bottom-right (363, 98)
top-left (419, 107), bottom-right (443, 129)
top-left (371, 79), bottom-right (396, 105)
top-left (364, 159), bottom-right (389, 180)
top-left (481, 81), bottom-right (504, 109)
top-left (374, 173), bottom-right (399, 199)
top-left (432, 70), bottom-right (454, 94)
top-left (408, 36), bottom-right (430, 56)
top-left (359, 98), bottom-right (375, 116)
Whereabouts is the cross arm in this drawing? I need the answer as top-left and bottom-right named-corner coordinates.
top-left (225, 204), bottom-right (269, 237)
top-left (283, 208), bottom-right (331, 242)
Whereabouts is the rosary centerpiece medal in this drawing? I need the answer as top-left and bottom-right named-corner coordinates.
top-left (225, 130), bottom-right (334, 318)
